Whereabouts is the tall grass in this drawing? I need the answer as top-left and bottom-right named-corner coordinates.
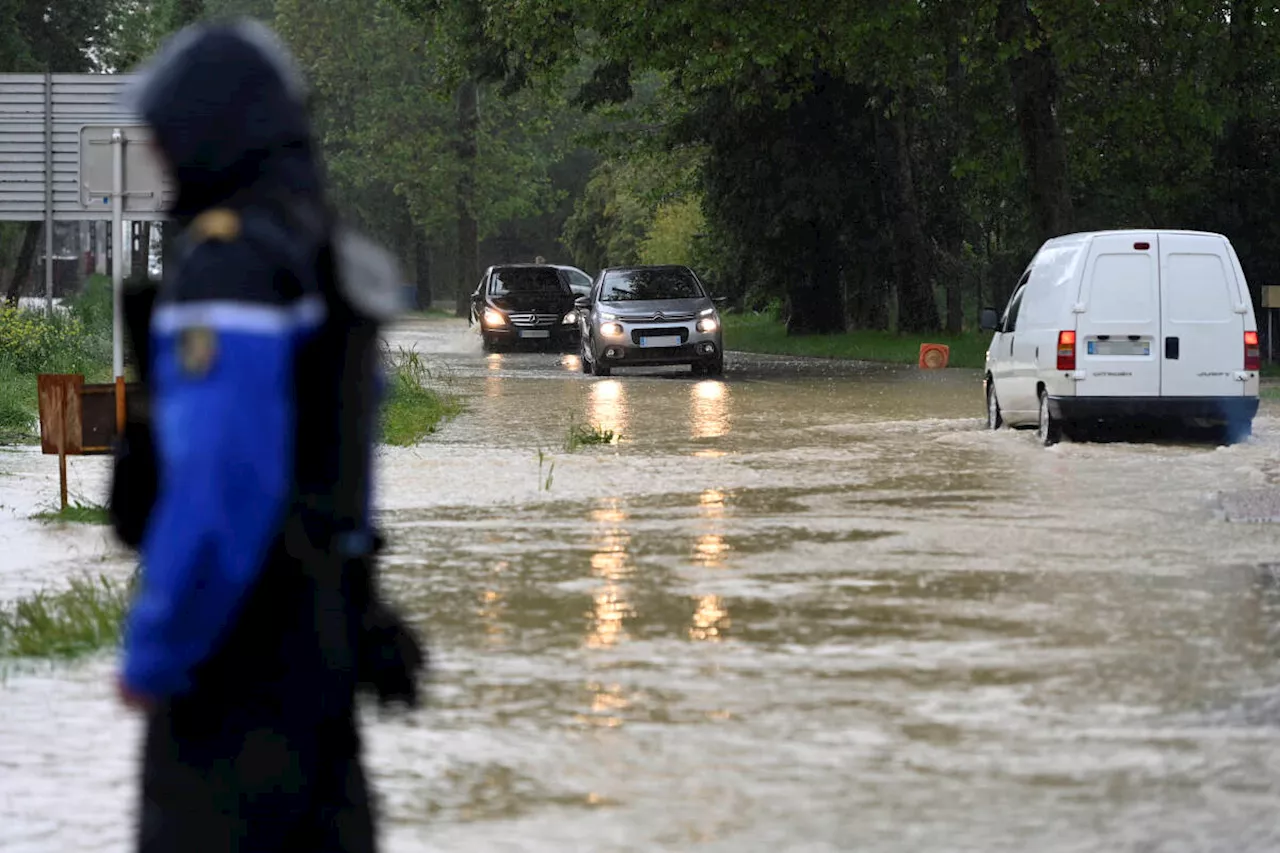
top-left (380, 344), bottom-right (463, 446)
top-left (0, 573), bottom-right (134, 658)
top-left (723, 310), bottom-right (991, 369)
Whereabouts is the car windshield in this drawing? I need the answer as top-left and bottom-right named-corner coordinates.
top-left (563, 268), bottom-right (592, 289)
top-left (489, 268), bottom-right (569, 297)
top-left (599, 269), bottom-right (703, 302)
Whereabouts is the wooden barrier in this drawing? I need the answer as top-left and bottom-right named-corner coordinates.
top-left (36, 374), bottom-right (142, 510)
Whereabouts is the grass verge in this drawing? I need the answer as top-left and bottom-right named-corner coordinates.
top-left (723, 312), bottom-right (990, 369)
top-left (381, 345), bottom-right (463, 446)
top-left (0, 573), bottom-right (133, 658)
top-left (32, 499), bottom-right (111, 525)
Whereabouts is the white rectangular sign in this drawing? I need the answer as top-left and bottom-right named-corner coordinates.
top-left (78, 125), bottom-right (174, 213)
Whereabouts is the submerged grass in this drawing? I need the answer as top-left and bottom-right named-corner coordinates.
top-left (723, 311), bottom-right (990, 369)
top-left (381, 344), bottom-right (463, 446)
top-left (0, 573), bottom-right (134, 658)
top-left (565, 417), bottom-right (617, 451)
top-left (32, 499), bottom-right (111, 525)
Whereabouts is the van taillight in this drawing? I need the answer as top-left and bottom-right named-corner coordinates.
top-left (1057, 331), bottom-right (1076, 371)
top-left (1245, 330), bottom-right (1261, 371)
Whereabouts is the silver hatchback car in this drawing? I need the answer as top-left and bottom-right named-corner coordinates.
top-left (579, 265), bottom-right (724, 377)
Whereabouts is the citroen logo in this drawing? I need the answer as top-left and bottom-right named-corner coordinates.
top-left (655, 312), bottom-right (665, 321)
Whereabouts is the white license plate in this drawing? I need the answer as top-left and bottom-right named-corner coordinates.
top-left (639, 335), bottom-right (682, 348)
top-left (1088, 339), bottom-right (1149, 356)
top-left (519, 329), bottom-right (550, 339)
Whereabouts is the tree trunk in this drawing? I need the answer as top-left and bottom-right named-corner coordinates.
top-left (130, 222), bottom-right (152, 280)
top-left (455, 79), bottom-right (479, 318)
top-left (785, 221), bottom-right (845, 335)
top-left (873, 94), bottom-right (939, 334)
top-left (847, 248), bottom-right (891, 330)
top-left (4, 222), bottom-right (41, 306)
top-left (413, 229), bottom-right (432, 310)
top-left (943, 25), bottom-right (966, 334)
top-left (996, 0), bottom-right (1073, 242)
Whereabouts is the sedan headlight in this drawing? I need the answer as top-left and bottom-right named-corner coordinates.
top-left (696, 316), bottom-right (719, 333)
top-left (483, 308), bottom-right (507, 327)
top-left (600, 322), bottom-right (625, 337)
top-left (562, 311), bottom-right (578, 324)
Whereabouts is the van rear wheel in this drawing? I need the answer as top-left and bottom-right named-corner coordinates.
top-left (1038, 390), bottom-right (1063, 447)
top-left (985, 380), bottom-right (1003, 430)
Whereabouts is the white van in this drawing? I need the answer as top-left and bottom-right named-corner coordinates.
top-left (981, 230), bottom-right (1260, 445)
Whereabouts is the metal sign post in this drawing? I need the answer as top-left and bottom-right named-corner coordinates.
top-left (112, 128), bottom-right (125, 380)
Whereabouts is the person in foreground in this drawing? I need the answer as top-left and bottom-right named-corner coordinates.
top-left (108, 19), bottom-right (424, 853)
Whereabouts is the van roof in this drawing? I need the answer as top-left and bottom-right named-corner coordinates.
top-left (1044, 228), bottom-right (1228, 248)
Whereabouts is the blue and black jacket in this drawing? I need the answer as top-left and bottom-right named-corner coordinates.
top-left (117, 24), bottom-right (380, 713)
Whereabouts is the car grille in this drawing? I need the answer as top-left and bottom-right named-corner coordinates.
top-left (630, 326), bottom-right (690, 346)
top-left (508, 312), bottom-right (560, 327)
top-left (617, 310), bottom-right (697, 323)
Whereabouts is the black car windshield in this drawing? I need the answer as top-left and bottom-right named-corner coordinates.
top-left (489, 268), bottom-right (569, 296)
top-left (563, 268), bottom-right (592, 289)
top-left (599, 269), bottom-right (703, 302)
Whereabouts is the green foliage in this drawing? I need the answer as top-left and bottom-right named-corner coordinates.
top-left (723, 312), bottom-right (991, 370)
top-left (639, 196), bottom-right (705, 267)
top-left (380, 345), bottom-right (462, 446)
top-left (0, 276), bottom-right (114, 443)
top-left (0, 574), bottom-right (135, 658)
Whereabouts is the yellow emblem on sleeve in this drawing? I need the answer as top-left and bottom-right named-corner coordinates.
top-left (191, 208), bottom-right (241, 243)
top-left (179, 326), bottom-right (218, 377)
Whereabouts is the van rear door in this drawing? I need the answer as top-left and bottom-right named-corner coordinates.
top-left (1157, 234), bottom-right (1246, 398)
top-left (1076, 234), bottom-right (1161, 397)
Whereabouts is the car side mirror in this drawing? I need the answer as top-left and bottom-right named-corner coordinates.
top-left (574, 295), bottom-right (591, 310)
top-left (980, 308), bottom-right (999, 332)
top-left (713, 296), bottom-right (728, 305)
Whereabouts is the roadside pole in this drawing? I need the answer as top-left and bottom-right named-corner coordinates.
top-left (112, 128), bottom-right (126, 432)
top-left (43, 72), bottom-right (54, 317)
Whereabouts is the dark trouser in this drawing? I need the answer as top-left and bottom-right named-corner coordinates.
top-left (138, 707), bottom-right (376, 853)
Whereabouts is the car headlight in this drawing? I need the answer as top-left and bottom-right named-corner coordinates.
top-left (696, 316), bottom-right (719, 333)
top-left (699, 307), bottom-right (716, 316)
top-left (600, 322), bottom-right (625, 337)
top-left (483, 308), bottom-right (506, 327)
top-left (598, 310), bottom-right (618, 321)
top-left (562, 311), bottom-right (578, 324)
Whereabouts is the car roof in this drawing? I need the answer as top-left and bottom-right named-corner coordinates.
top-left (1044, 229), bottom-right (1229, 248)
top-left (600, 264), bottom-right (694, 273)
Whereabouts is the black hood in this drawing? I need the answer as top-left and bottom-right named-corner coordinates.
top-left (123, 20), bottom-right (323, 221)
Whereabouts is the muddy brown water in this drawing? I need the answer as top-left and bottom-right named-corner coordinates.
top-left (3, 317), bottom-right (1280, 851)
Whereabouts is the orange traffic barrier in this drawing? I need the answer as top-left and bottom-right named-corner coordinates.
top-left (918, 343), bottom-right (950, 369)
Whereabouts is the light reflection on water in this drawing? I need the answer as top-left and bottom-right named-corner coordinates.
top-left (691, 379), bottom-right (730, 439)
top-left (588, 379), bottom-right (628, 440)
top-left (587, 499), bottom-right (635, 649)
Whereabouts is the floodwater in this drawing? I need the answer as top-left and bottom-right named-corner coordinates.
top-left (4, 317), bottom-right (1280, 852)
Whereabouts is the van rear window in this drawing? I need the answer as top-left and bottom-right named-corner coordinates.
top-left (1089, 254), bottom-right (1155, 322)
top-left (1164, 253), bottom-right (1233, 323)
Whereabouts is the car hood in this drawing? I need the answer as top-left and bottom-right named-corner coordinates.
top-left (489, 292), bottom-right (574, 312)
top-left (597, 298), bottom-right (711, 318)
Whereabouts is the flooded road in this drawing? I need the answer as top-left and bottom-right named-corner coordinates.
top-left (4, 316), bottom-right (1280, 851)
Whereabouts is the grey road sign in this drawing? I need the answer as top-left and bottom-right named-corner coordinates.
top-left (0, 72), bottom-right (171, 222)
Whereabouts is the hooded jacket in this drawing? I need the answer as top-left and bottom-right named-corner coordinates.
top-left (117, 21), bottom-right (360, 708)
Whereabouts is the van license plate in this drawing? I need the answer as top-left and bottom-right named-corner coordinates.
top-left (1088, 339), bottom-right (1149, 356)
top-left (639, 335), bottom-right (682, 348)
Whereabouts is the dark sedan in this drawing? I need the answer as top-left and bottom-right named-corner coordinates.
top-left (469, 265), bottom-right (581, 352)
